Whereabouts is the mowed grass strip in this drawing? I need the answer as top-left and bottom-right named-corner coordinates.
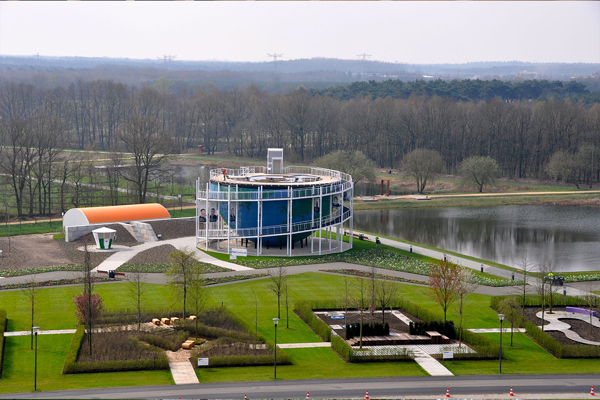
top-left (0, 335), bottom-right (172, 394)
top-left (196, 347), bottom-right (427, 383)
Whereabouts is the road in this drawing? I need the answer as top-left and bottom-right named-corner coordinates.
top-left (2, 374), bottom-right (599, 399)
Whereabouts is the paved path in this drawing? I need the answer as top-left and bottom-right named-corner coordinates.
top-left (166, 351), bottom-right (199, 385)
top-left (278, 342), bottom-right (331, 349)
top-left (536, 310), bottom-right (600, 346)
top-left (4, 329), bottom-right (76, 337)
top-left (353, 230), bottom-right (598, 299)
top-left (93, 236), bottom-right (250, 273)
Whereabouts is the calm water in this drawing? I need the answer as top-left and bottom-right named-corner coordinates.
top-left (353, 206), bottom-right (600, 272)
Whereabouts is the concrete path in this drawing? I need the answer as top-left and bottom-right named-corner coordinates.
top-left (166, 351), bottom-right (199, 385)
top-left (410, 348), bottom-right (454, 376)
top-left (536, 311), bottom-right (600, 346)
top-left (278, 342), bottom-right (331, 349)
top-left (93, 236), bottom-right (250, 273)
top-left (4, 329), bottom-right (77, 337)
top-left (353, 230), bottom-right (598, 299)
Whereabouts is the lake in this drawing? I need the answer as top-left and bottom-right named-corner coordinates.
top-left (353, 205), bottom-right (600, 272)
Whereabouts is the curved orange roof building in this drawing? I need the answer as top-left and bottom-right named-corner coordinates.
top-left (63, 204), bottom-right (170, 227)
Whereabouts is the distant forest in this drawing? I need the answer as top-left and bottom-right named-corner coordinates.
top-left (312, 79), bottom-right (600, 105)
top-left (1, 76), bottom-right (598, 177)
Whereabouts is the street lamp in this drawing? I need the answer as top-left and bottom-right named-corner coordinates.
top-left (273, 318), bottom-right (279, 380)
top-left (33, 326), bottom-right (39, 391)
top-left (498, 314), bottom-right (505, 374)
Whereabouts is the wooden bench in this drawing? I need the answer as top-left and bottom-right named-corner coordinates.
top-left (152, 318), bottom-right (161, 326)
top-left (566, 307), bottom-right (597, 317)
top-left (182, 340), bottom-right (195, 350)
top-left (188, 315), bottom-right (197, 320)
top-left (161, 318), bottom-right (171, 325)
top-left (171, 317), bottom-right (180, 323)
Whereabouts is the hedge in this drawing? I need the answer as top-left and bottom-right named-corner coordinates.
top-left (0, 309), bottom-right (6, 378)
top-left (294, 301), bottom-right (332, 341)
top-left (409, 321), bottom-right (455, 339)
top-left (453, 329), bottom-right (499, 359)
top-left (331, 334), bottom-right (352, 361)
top-left (191, 340), bottom-right (291, 368)
top-left (491, 295), bottom-right (600, 359)
top-left (62, 325), bottom-right (168, 374)
top-left (346, 322), bottom-right (389, 339)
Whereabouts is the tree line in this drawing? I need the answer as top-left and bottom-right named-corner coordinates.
top-left (1, 78), bottom-right (599, 218)
top-left (312, 78), bottom-right (598, 104)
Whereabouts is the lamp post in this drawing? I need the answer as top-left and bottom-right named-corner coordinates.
top-left (273, 318), bottom-right (279, 380)
top-left (498, 314), bottom-right (504, 374)
top-left (33, 326), bottom-right (39, 391)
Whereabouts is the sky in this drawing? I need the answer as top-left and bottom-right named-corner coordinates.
top-left (0, 2), bottom-right (598, 65)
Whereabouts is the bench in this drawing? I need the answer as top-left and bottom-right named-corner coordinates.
top-left (182, 340), bottom-right (195, 350)
top-left (170, 317), bottom-right (180, 323)
top-left (566, 307), bottom-right (597, 317)
top-left (152, 318), bottom-right (161, 326)
top-left (161, 318), bottom-right (171, 325)
top-left (188, 315), bottom-right (197, 320)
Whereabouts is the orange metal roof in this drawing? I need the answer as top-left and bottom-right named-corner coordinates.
top-left (78, 204), bottom-right (170, 224)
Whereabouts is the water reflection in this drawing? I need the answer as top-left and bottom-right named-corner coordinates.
top-left (354, 206), bottom-right (600, 272)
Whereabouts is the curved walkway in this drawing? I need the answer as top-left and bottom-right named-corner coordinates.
top-left (93, 236), bottom-right (251, 273)
top-left (536, 311), bottom-right (600, 346)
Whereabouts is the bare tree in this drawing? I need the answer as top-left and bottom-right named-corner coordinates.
top-left (400, 148), bottom-right (444, 194)
top-left (268, 266), bottom-right (287, 319)
top-left (375, 279), bottom-right (398, 324)
top-left (350, 278), bottom-right (369, 349)
top-left (454, 266), bottom-right (477, 347)
top-left (127, 264), bottom-right (148, 331)
top-left (459, 156), bottom-right (501, 193)
top-left (188, 261), bottom-right (209, 340)
top-left (21, 275), bottom-right (39, 349)
top-left (516, 254), bottom-right (533, 315)
top-left (428, 257), bottom-right (460, 324)
top-left (498, 297), bottom-right (521, 346)
top-left (119, 115), bottom-right (172, 204)
top-left (167, 248), bottom-right (197, 318)
top-left (579, 281), bottom-right (599, 336)
top-left (313, 150), bottom-right (376, 184)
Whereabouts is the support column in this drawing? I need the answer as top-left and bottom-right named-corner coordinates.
top-left (227, 185), bottom-right (231, 254)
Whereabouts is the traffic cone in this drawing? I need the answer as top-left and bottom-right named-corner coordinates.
top-left (365, 389), bottom-right (370, 400)
top-left (244, 394), bottom-right (247, 400)
top-left (591, 385), bottom-right (595, 396)
top-left (509, 386), bottom-right (514, 397)
top-left (306, 391), bottom-right (310, 399)
top-left (445, 387), bottom-right (450, 398)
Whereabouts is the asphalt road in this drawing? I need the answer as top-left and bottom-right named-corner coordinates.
top-left (3, 374), bottom-right (599, 399)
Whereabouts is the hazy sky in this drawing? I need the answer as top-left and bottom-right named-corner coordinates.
top-left (1, 2), bottom-right (598, 64)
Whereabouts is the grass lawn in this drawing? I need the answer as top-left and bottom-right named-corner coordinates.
top-left (0, 221), bottom-right (61, 237)
top-left (442, 332), bottom-right (600, 375)
top-left (0, 335), bottom-right (172, 394)
top-left (1, 272), bottom-right (599, 394)
top-left (196, 347), bottom-right (426, 383)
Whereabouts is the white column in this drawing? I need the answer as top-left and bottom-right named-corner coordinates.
top-left (319, 186), bottom-right (322, 255)
top-left (227, 185), bottom-right (231, 254)
top-left (205, 182), bottom-right (209, 251)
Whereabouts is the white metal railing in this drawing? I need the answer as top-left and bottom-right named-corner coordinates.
top-left (209, 166), bottom-right (351, 185)
top-left (197, 180), bottom-right (352, 202)
top-left (196, 208), bottom-right (351, 239)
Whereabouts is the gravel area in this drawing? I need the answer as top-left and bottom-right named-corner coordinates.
top-left (0, 244), bottom-right (28, 270)
top-left (56, 240), bottom-right (113, 267)
top-left (149, 219), bottom-right (195, 240)
top-left (326, 310), bottom-right (423, 340)
top-left (127, 244), bottom-right (178, 264)
top-left (523, 306), bottom-right (600, 346)
top-left (70, 224), bottom-right (140, 247)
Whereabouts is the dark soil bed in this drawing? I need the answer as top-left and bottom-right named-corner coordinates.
top-left (127, 244), bottom-right (178, 264)
top-left (150, 219), bottom-right (195, 240)
top-left (326, 309), bottom-right (423, 340)
top-left (523, 306), bottom-right (600, 346)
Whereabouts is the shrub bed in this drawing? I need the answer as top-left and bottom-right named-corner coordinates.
top-left (409, 321), bottom-right (455, 339)
top-left (237, 249), bottom-right (522, 287)
top-left (63, 325), bottom-right (169, 374)
top-left (0, 309), bottom-right (6, 378)
top-left (346, 322), bottom-right (389, 339)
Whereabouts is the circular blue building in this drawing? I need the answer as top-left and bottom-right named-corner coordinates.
top-left (196, 149), bottom-right (353, 256)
